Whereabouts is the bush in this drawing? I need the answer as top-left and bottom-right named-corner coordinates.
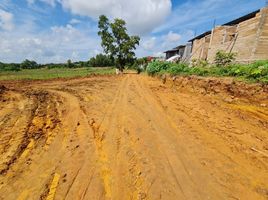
top-left (191, 59), bottom-right (209, 68)
top-left (214, 51), bottom-right (236, 67)
top-left (146, 61), bottom-right (172, 76)
top-left (146, 59), bottom-right (268, 84)
top-left (167, 63), bottom-right (190, 75)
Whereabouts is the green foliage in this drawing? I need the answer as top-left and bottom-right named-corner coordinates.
top-left (191, 59), bottom-right (209, 68)
top-left (0, 62), bottom-right (21, 71)
top-left (98, 15), bottom-right (140, 71)
top-left (147, 61), bottom-right (171, 76)
top-left (0, 60), bottom-right (90, 71)
top-left (128, 57), bottom-right (149, 74)
top-left (167, 63), bottom-right (190, 74)
top-left (214, 51), bottom-right (236, 67)
top-left (20, 59), bottom-right (39, 69)
top-left (66, 59), bottom-right (74, 68)
top-left (146, 60), bottom-right (268, 84)
top-left (88, 54), bottom-right (114, 67)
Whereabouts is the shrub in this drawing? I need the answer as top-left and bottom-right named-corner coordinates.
top-left (214, 51), bottom-right (236, 67)
top-left (167, 63), bottom-right (190, 75)
top-left (146, 59), bottom-right (268, 84)
top-left (191, 59), bottom-right (209, 68)
top-left (189, 67), bottom-right (209, 76)
top-left (146, 61), bottom-right (171, 76)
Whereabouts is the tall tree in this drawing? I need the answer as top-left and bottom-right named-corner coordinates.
top-left (98, 15), bottom-right (140, 71)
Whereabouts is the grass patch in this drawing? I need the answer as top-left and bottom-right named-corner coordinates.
top-left (0, 67), bottom-right (115, 80)
top-left (146, 61), bottom-right (268, 84)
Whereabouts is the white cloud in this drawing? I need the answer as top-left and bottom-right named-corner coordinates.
top-left (2, 0), bottom-right (263, 63)
top-left (59, 0), bottom-right (171, 34)
top-left (69, 18), bottom-right (81, 25)
top-left (161, 31), bottom-right (182, 49)
top-left (27, 0), bottom-right (171, 34)
top-left (142, 37), bottom-right (156, 51)
top-left (0, 23), bottom-right (100, 63)
top-left (0, 9), bottom-right (14, 31)
top-left (153, 51), bottom-right (165, 58)
top-left (165, 31), bottom-right (181, 43)
top-left (155, 0), bottom-right (264, 34)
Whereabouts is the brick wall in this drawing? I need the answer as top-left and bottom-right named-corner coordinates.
top-left (191, 35), bottom-right (211, 60)
top-left (191, 7), bottom-right (268, 63)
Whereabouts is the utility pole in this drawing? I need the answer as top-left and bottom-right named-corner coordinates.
top-left (213, 19), bottom-right (216, 28)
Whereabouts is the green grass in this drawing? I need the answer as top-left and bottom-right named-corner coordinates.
top-left (146, 61), bottom-right (268, 84)
top-left (0, 67), bottom-right (115, 80)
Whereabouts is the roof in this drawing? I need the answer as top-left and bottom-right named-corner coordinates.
top-left (223, 9), bottom-right (260, 26)
top-left (164, 49), bottom-right (179, 53)
top-left (164, 45), bottom-right (186, 53)
top-left (188, 31), bottom-right (212, 42)
top-left (174, 45), bottom-right (186, 49)
top-left (188, 9), bottom-right (260, 42)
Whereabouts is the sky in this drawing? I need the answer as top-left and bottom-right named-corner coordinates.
top-left (0, 0), bottom-right (266, 63)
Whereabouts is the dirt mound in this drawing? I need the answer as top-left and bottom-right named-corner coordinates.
top-left (168, 76), bottom-right (268, 104)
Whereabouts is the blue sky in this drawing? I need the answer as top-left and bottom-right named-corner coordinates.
top-left (0, 0), bottom-right (266, 63)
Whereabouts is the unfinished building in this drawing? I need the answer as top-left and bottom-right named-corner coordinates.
top-left (189, 6), bottom-right (268, 63)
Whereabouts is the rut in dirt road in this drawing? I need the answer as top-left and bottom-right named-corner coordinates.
top-left (0, 74), bottom-right (267, 200)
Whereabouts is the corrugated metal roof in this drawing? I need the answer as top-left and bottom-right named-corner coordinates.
top-left (223, 9), bottom-right (260, 26)
top-left (163, 49), bottom-right (178, 53)
top-left (164, 45), bottom-right (186, 53)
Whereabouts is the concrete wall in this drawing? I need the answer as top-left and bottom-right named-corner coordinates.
top-left (252, 7), bottom-right (268, 61)
top-left (182, 42), bottom-right (193, 62)
top-left (191, 7), bottom-right (268, 63)
top-left (191, 35), bottom-right (211, 60)
top-left (207, 26), bottom-right (238, 62)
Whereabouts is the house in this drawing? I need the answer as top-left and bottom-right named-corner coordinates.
top-left (164, 43), bottom-right (193, 62)
top-left (164, 45), bottom-right (186, 60)
top-left (189, 6), bottom-right (268, 63)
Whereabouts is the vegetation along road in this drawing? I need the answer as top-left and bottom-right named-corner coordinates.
top-left (0, 74), bottom-right (267, 200)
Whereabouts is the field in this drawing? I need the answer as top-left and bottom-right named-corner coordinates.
top-left (0, 74), bottom-right (267, 199)
top-left (0, 67), bottom-right (115, 80)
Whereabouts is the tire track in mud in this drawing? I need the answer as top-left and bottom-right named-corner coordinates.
top-left (87, 77), bottom-right (129, 199)
top-left (83, 76), bottom-right (150, 199)
top-left (0, 89), bottom-right (65, 200)
top-left (108, 77), bottom-right (149, 199)
top-left (129, 76), bottom-right (209, 199)
top-left (146, 76), bottom-right (268, 200)
top-left (0, 75), bottom-right (267, 200)
top-left (0, 90), bottom-right (61, 175)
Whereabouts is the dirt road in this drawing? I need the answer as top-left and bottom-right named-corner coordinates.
top-left (0, 74), bottom-right (267, 200)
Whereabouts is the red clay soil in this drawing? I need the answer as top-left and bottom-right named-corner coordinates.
top-left (0, 74), bottom-right (267, 200)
